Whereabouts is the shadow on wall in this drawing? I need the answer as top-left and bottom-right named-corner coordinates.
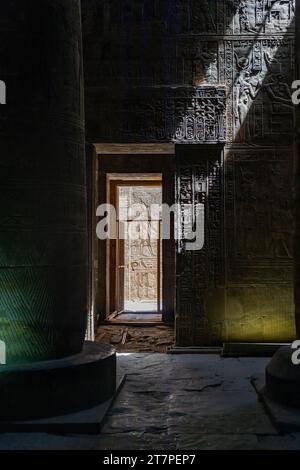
top-left (81, 0), bottom-right (296, 345)
top-left (223, 14), bottom-right (295, 343)
top-left (81, 0), bottom-right (239, 142)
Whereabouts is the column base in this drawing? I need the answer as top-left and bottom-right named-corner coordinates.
top-left (0, 342), bottom-right (116, 421)
top-left (266, 346), bottom-right (300, 409)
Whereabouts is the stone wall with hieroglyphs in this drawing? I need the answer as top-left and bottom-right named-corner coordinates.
top-left (82, 0), bottom-right (296, 345)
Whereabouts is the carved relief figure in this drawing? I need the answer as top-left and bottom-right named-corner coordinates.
top-left (262, 73), bottom-right (293, 105)
top-left (199, 51), bottom-right (218, 83)
top-left (191, 50), bottom-right (218, 84)
top-left (238, 0), bottom-right (258, 33)
top-left (268, 204), bottom-right (293, 258)
top-left (268, 0), bottom-right (294, 30)
top-left (122, 187), bottom-right (161, 307)
top-left (236, 71), bottom-right (261, 141)
top-left (234, 0), bottom-right (294, 34)
top-left (190, 0), bottom-right (216, 33)
top-left (266, 166), bottom-right (293, 258)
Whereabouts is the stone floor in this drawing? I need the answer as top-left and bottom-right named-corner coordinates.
top-left (0, 354), bottom-right (299, 450)
top-left (96, 325), bottom-right (174, 353)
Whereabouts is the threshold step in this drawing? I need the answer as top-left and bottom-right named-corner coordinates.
top-left (222, 342), bottom-right (289, 357)
top-left (168, 347), bottom-right (222, 355)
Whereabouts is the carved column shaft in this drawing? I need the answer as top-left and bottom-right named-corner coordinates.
top-left (0, 0), bottom-right (88, 364)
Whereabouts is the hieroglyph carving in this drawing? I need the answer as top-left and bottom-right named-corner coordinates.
top-left (82, 0), bottom-right (296, 344)
top-left (228, 37), bottom-right (294, 143)
top-left (98, 87), bottom-right (227, 143)
top-left (230, 0), bottom-right (295, 34)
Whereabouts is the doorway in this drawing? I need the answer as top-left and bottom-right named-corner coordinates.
top-left (110, 177), bottom-right (163, 321)
top-left (93, 147), bottom-right (175, 329)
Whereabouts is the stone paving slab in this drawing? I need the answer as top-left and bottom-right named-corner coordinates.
top-left (0, 354), bottom-right (299, 450)
top-left (166, 412), bottom-right (275, 436)
top-left (257, 434), bottom-right (300, 450)
top-left (0, 433), bottom-right (99, 451)
top-left (96, 432), bottom-right (176, 450)
top-left (175, 433), bottom-right (260, 450)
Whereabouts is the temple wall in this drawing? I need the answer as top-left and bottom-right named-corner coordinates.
top-left (82, 0), bottom-right (296, 345)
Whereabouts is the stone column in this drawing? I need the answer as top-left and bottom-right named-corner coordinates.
top-left (0, 1), bottom-right (116, 421)
top-left (295, 0), bottom-right (300, 338)
top-left (0, 0), bottom-right (87, 364)
top-left (262, 1), bottom-right (300, 409)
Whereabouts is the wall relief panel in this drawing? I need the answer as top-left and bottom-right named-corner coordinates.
top-left (87, 86), bottom-right (227, 143)
top-left (225, 149), bottom-right (294, 284)
top-left (225, 286), bottom-right (295, 342)
top-left (222, 37), bottom-right (295, 144)
top-left (228, 0), bottom-right (295, 35)
top-left (82, 0), bottom-right (296, 345)
top-left (176, 146), bottom-right (224, 345)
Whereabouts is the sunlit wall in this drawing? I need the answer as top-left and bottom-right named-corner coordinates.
top-left (82, 0), bottom-right (296, 344)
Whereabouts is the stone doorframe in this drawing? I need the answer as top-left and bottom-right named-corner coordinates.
top-left (86, 144), bottom-right (176, 338)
